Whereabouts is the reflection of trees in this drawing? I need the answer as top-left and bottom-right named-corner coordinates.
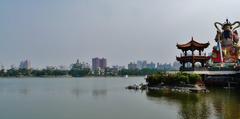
top-left (146, 89), bottom-right (240, 119)
top-left (209, 89), bottom-right (240, 119)
top-left (146, 90), bottom-right (210, 119)
top-left (71, 87), bottom-right (84, 97)
top-left (178, 100), bottom-right (210, 119)
top-left (92, 89), bottom-right (107, 97)
top-left (19, 87), bottom-right (30, 95)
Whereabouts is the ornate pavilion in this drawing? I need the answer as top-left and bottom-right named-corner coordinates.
top-left (176, 37), bottom-right (210, 71)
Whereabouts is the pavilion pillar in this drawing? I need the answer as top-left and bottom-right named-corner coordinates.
top-left (199, 50), bottom-right (201, 56)
top-left (184, 51), bottom-right (187, 56)
top-left (192, 49), bottom-right (194, 70)
top-left (192, 61), bottom-right (195, 70)
top-left (201, 62), bottom-right (204, 67)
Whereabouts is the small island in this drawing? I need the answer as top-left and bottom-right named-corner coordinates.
top-left (145, 72), bottom-right (208, 93)
top-left (126, 72), bottom-right (208, 93)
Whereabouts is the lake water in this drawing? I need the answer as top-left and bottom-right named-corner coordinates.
top-left (0, 77), bottom-right (239, 119)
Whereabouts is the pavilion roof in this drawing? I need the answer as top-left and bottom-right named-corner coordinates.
top-left (176, 37), bottom-right (209, 51)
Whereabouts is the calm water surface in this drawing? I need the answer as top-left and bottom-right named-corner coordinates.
top-left (0, 77), bottom-right (239, 119)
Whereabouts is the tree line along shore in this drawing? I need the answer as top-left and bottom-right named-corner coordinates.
top-left (0, 68), bottom-right (177, 77)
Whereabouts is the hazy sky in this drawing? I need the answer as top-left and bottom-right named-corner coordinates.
top-left (1, 0), bottom-right (240, 68)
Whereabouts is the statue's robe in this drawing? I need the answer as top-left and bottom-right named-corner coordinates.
top-left (212, 30), bottom-right (240, 63)
top-left (212, 47), bottom-right (221, 63)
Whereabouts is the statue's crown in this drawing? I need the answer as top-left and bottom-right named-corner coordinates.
top-left (222, 19), bottom-right (232, 29)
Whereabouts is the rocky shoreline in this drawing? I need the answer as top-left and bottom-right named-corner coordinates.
top-left (126, 83), bottom-right (209, 93)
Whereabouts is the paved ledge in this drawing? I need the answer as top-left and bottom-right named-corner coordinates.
top-left (167, 71), bottom-right (240, 75)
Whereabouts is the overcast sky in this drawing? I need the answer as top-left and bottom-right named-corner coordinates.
top-left (1, 0), bottom-right (240, 68)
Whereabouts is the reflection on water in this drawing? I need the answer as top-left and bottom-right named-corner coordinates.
top-left (146, 89), bottom-right (240, 119)
top-left (92, 89), bottom-right (107, 97)
top-left (210, 89), bottom-right (240, 119)
top-left (71, 87), bottom-right (85, 97)
top-left (0, 77), bottom-right (240, 119)
top-left (18, 87), bottom-right (30, 95)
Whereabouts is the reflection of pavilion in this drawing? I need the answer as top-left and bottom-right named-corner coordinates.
top-left (176, 37), bottom-right (210, 71)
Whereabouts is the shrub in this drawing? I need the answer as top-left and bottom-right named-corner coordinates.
top-left (146, 72), bottom-right (202, 86)
top-left (188, 73), bottom-right (202, 84)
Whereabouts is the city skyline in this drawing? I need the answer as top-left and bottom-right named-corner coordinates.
top-left (1, 58), bottom-right (179, 70)
top-left (1, 0), bottom-right (240, 68)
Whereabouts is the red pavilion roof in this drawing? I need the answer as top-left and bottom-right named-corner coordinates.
top-left (176, 37), bottom-right (209, 51)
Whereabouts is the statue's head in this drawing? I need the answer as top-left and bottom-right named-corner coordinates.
top-left (222, 19), bottom-right (232, 31)
top-left (214, 19), bottom-right (240, 32)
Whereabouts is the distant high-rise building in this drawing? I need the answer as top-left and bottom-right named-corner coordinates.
top-left (92, 57), bottom-right (107, 70)
top-left (172, 61), bottom-right (181, 70)
top-left (19, 60), bottom-right (31, 69)
top-left (136, 60), bottom-right (146, 69)
top-left (72, 59), bottom-right (90, 70)
top-left (112, 65), bottom-right (125, 70)
top-left (99, 58), bottom-right (107, 69)
top-left (157, 63), bottom-right (172, 70)
top-left (136, 61), bottom-right (141, 69)
top-left (92, 58), bottom-right (100, 70)
top-left (146, 62), bottom-right (156, 69)
top-left (128, 62), bottom-right (137, 70)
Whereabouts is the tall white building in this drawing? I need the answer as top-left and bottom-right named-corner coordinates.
top-left (19, 60), bottom-right (31, 69)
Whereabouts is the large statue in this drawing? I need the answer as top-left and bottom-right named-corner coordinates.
top-left (212, 19), bottom-right (240, 63)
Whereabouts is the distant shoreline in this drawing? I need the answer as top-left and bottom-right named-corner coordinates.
top-left (0, 75), bottom-right (146, 78)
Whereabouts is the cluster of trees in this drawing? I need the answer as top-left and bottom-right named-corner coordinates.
top-left (146, 72), bottom-right (202, 86)
top-left (69, 68), bottom-right (91, 77)
top-left (118, 68), bottom-right (160, 76)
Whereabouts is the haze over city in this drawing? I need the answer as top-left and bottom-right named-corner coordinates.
top-left (1, 0), bottom-right (240, 68)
